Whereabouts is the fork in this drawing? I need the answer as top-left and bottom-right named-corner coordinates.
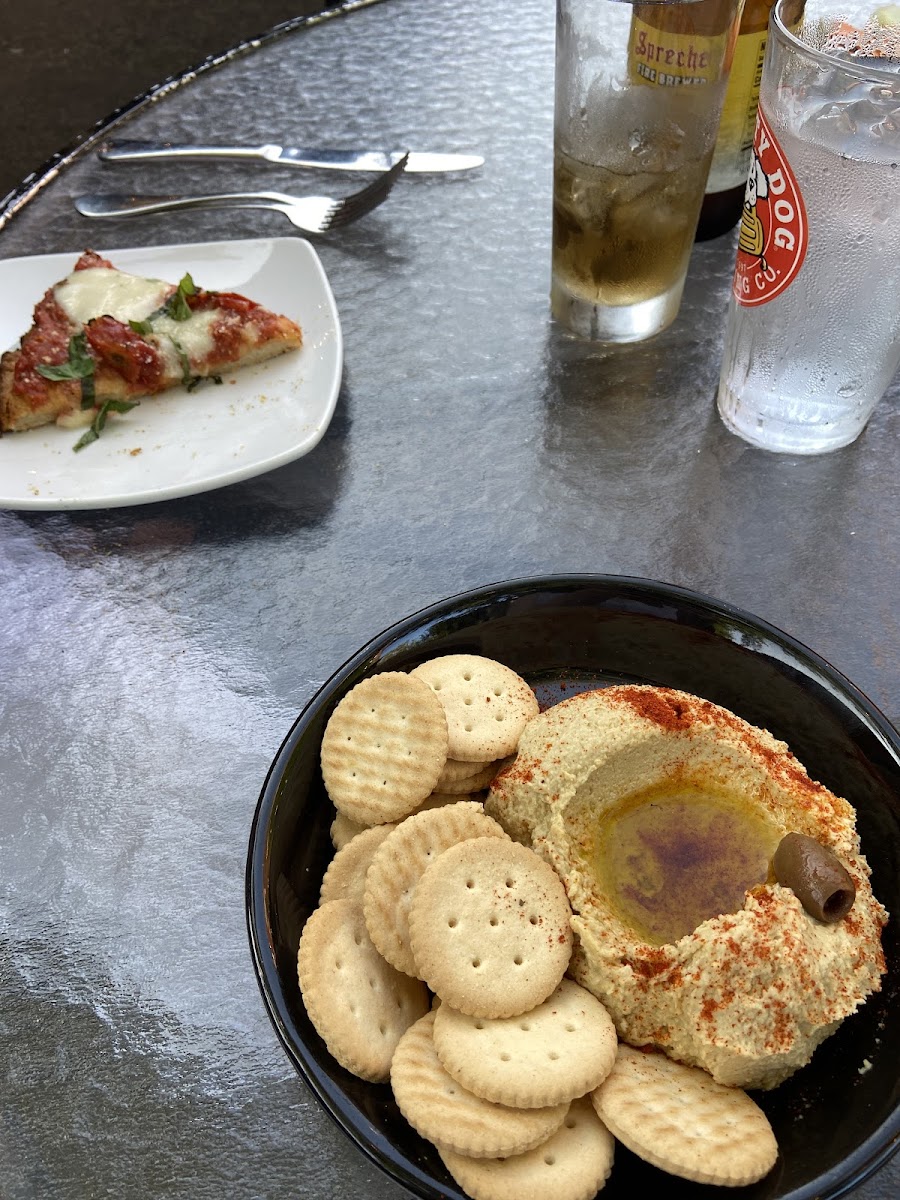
top-left (74, 151), bottom-right (409, 232)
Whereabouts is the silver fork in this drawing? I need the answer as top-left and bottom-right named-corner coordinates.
top-left (74, 151), bottom-right (409, 232)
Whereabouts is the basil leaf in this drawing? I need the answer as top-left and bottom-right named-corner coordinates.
top-left (168, 337), bottom-right (193, 386)
top-left (36, 332), bottom-right (94, 382)
top-left (72, 426), bottom-right (100, 452)
top-left (140, 273), bottom-right (200, 326)
top-left (35, 333), bottom-right (97, 410)
top-left (165, 273), bottom-right (197, 322)
top-left (186, 373), bottom-right (223, 393)
top-left (72, 398), bottom-right (140, 452)
top-left (80, 371), bottom-right (96, 410)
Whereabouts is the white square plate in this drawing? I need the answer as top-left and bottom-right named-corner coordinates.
top-left (0, 237), bottom-right (342, 509)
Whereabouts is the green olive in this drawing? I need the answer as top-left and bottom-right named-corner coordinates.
top-left (773, 832), bottom-right (856, 923)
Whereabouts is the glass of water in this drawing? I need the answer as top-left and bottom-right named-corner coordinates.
top-left (716, 0), bottom-right (900, 453)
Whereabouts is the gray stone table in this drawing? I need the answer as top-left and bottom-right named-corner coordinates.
top-left (0, 1), bottom-right (897, 1197)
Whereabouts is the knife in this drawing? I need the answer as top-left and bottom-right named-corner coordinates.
top-left (98, 140), bottom-right (484, 174)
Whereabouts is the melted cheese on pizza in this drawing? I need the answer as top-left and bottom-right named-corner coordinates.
top-left (54, 267), bottom-right (170, 325)
top-left (53, 265), bottom-right (220, 365)
top-left (151, 309), bottom-right (219, 362)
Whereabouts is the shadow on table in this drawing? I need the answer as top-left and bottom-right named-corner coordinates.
top-left (533, 318), bottom-right (877, 602)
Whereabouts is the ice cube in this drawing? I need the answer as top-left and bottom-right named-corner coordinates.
top-left (846, 96), bottom-right (890, 127)
top-left (872, 104), bottom-right (900, 151)
top-left (803, 100), bottom-right (857, 143)
top-left (609, 188), bottom-right (688, 244)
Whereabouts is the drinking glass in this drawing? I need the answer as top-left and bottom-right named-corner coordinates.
top-left (552, 0), bottom-right (743, 342)
top-left (717, 0), bottom-right (900, 453)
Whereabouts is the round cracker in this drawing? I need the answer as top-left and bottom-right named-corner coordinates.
top-left (297, 899), bottom-right (430, 1082)
top-left (390, 1011), bottom-right (568, 1159)
top-left (436, 757), bottom-right (490, 787)
top-left (320, 672), bottom-right (449, 825)
top-left (432, 979), bottom-right (617, 1108)
top-left (437, 758), bottom-right (507, 794)
top-left (330, 812), bottom-right (366, 850)
top-left (411, 655), bottom-right (539, 761)
top-left (319, 822), bottom-right (397, 906)
top-left (363, 801), bottom-right (509, 977)
top-left (408, 837), bottom-right (573, 1017)
top-left (412, 790), bottom-right (476, 814)
top-left (438, 1096), bottom-right (615, 1200)
top-left (591, 1045), bottom-right (778, 1186)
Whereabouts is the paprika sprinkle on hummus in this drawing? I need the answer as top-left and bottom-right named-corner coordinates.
top-left (485, 684), bottom-right (887, 1091)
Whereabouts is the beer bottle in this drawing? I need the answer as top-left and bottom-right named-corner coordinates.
top-left (628, 0), bottom-right (742, 89)
top-left (696, 0), bottom-right (776, 240)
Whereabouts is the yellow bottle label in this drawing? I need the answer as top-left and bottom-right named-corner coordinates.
top-left (629, 16), bottom-right (730, 86)
top-left (706, 27), bottom-right (769, 190)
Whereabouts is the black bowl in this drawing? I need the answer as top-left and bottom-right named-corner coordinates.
top-left (246, 575), bottom-right (900, 1200)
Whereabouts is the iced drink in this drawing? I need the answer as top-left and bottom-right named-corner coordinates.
top-left (717, 1), bottom-right (900, 452)
top-left (552, 0), bottom-right (742, 342)
top-left (553, 90), bottom-right (724, 309)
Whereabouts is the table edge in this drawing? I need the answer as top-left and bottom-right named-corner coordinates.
top-left (0, 0), bottom-right (391, 235)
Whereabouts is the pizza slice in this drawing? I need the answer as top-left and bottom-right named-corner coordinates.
top-left (0, 249), bottom-right (303, 448)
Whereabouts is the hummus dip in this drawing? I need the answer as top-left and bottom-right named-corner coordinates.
top-left (485, 685), bottom-right (887, 1091)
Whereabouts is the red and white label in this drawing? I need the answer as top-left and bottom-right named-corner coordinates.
top-left (732, 106), bottom-right (808, 307)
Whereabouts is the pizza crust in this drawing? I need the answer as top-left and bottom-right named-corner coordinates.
top-left (0, 350), bottom-right (84, 432)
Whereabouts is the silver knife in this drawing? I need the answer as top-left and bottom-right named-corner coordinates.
top-left (98, 140), bottom-right (484, 174)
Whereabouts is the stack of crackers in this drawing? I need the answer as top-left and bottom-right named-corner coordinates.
top-left (297, 654), bottom-right (779, 1199)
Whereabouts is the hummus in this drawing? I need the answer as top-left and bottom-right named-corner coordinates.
top-left (485, 684), bottom-right (887, 1091)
